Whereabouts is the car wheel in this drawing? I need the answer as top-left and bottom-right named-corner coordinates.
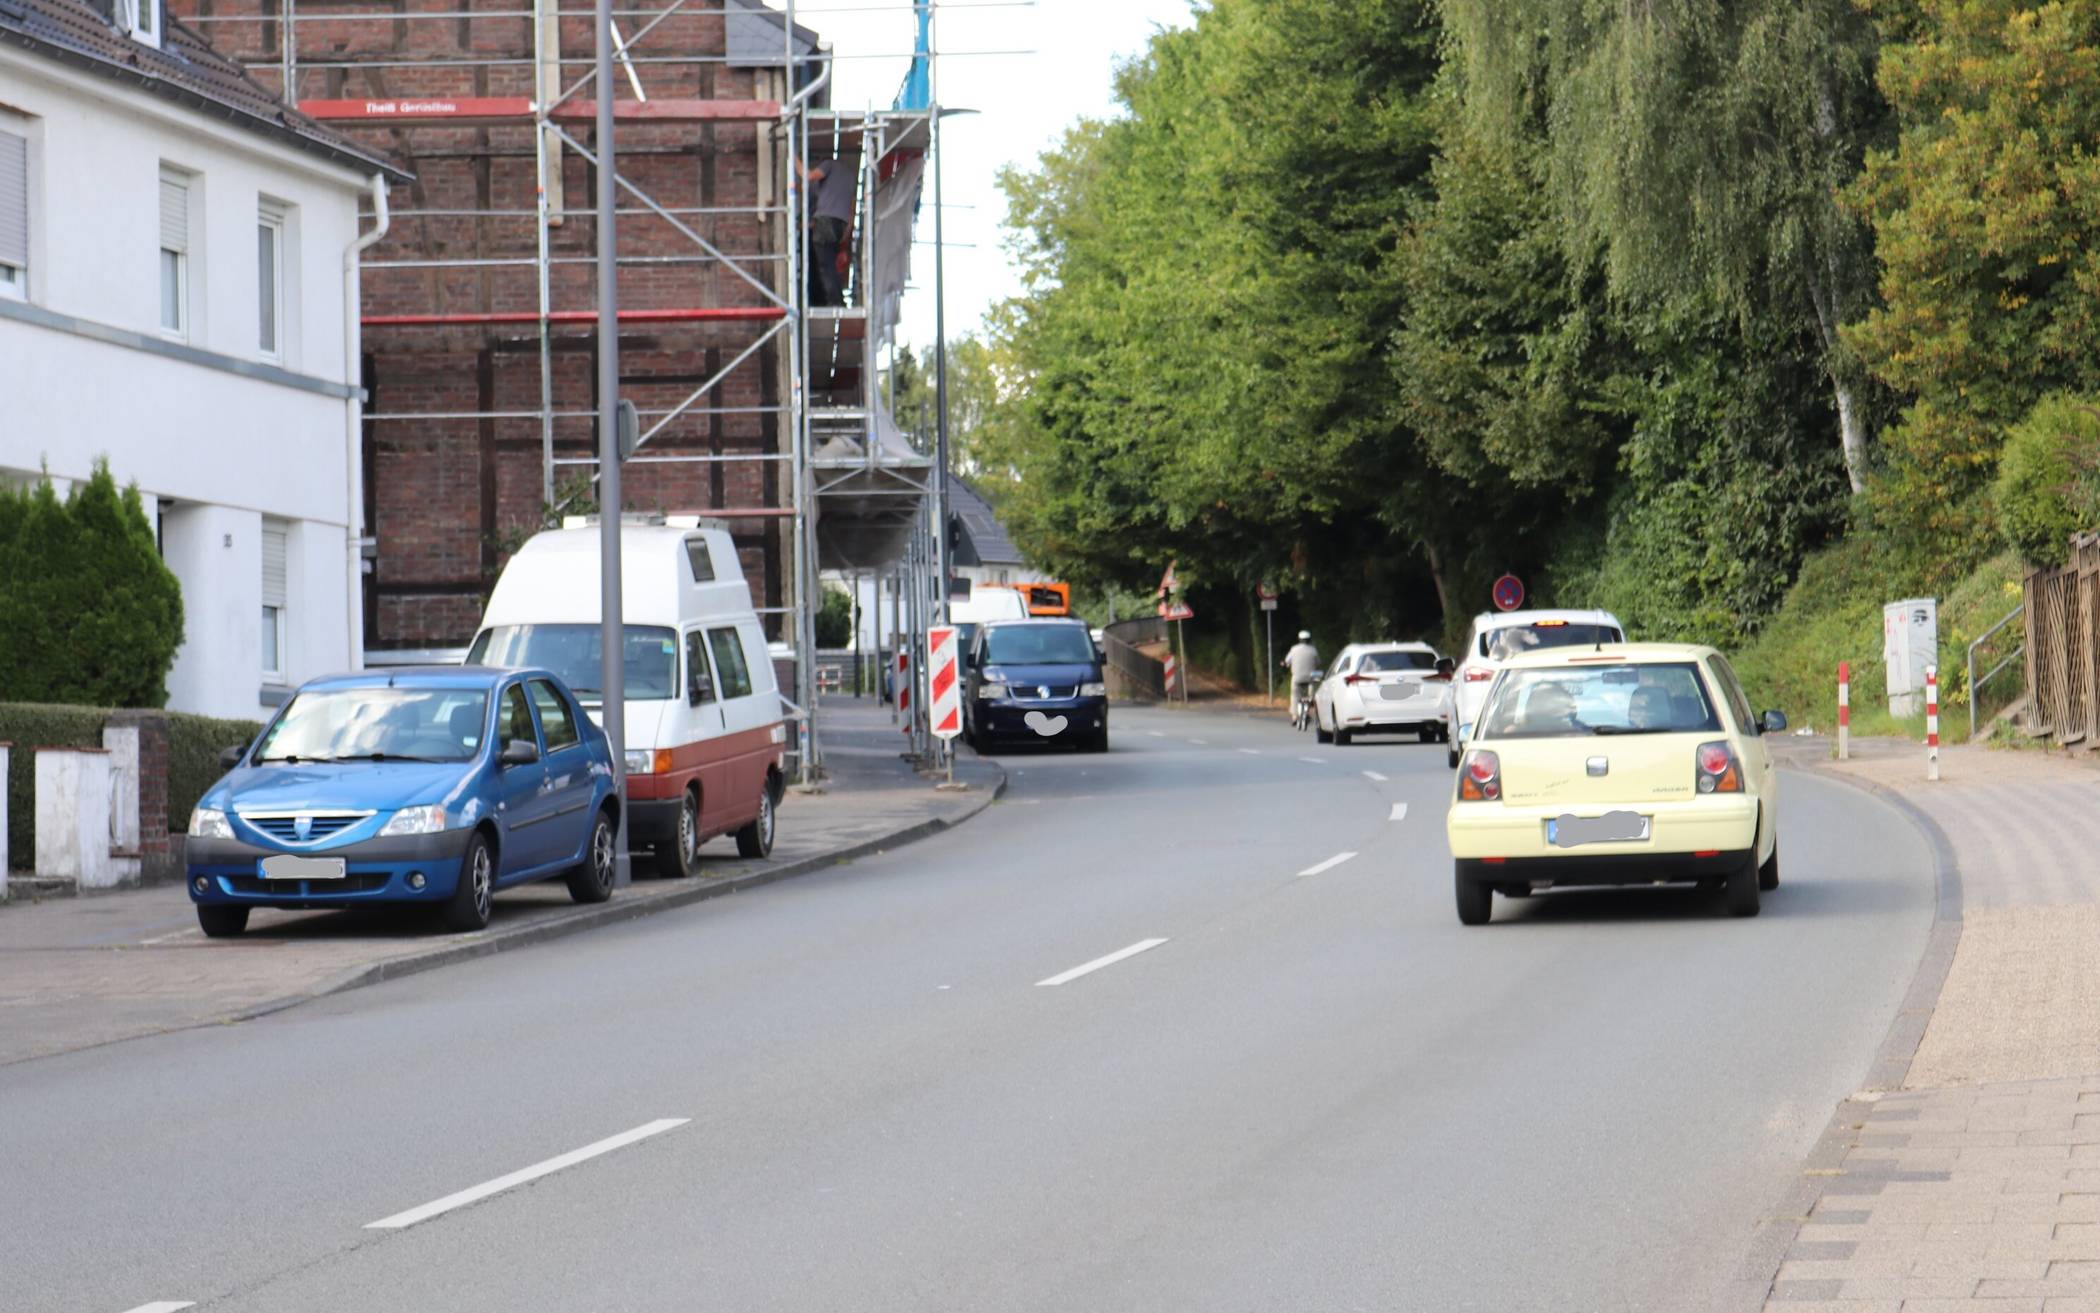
top-left (442, 831), bottom-right (496, 932)
top-left (1087, 728), bottom-right (1110, 753)
top-left (567, 808), bottom-right (617, 904)
top-left (1417, 726), bottom-right (1436, 744)
top-left (197, 904), bottom-right (249, 938)
top-left (735, 783), bottom-right (777, 859)
top-left (1455, 866), bottom-right (1492, 926)
top-left (1334, 728), bottom-right (1353, 746)
top-left (1446, 743), bottom-right (1460, 770)
top-left (1725, 852), bottom-right (1761, 918)
top-left (653, 788), bottom-right (701, 879)
top-left (1315, 713), bottom-right (1332, 744)
top-left (1759, 844), bottom-right (1780, 892)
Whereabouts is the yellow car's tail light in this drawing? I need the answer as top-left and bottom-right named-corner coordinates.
top-left (1695, 741), bottom-right (1742, 794)
top-left (1458, 749), bottom-right (1502, 801)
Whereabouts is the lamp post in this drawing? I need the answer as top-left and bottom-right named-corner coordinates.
top-left (595, 0), bottom-right (629, 887)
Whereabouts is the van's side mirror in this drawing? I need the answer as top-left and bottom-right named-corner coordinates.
top-left (500, 739), bottom-right (540, 767)
top-left (1760, 709), bottom-right (1788, 735)
top-left (218, 744), bottom-right (246, 771)
top-left (688, 667), bottom-right (713, 706)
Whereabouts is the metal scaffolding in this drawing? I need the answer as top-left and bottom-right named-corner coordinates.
top-left (182, 0), bottom-right (948, 779)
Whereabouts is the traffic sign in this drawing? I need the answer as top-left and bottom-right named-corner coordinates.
top-left (1158, 559), bottom-right (1179, 599)
top-left (1163, 600), bottom-right (1195, 622)
top-left (1256, 580), bottom-right (1278, 601)
top-left (927, 625), bottom-right (961, 740)
top-left (1492, 574), bottom-right (1525, 612)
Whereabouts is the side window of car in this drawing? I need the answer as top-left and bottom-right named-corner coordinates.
top-left (685, 630), bottom-right (717, 704)
top-left (1705, 656), bottom-right (1755, 733)
top-left (529, 679), bottom-right (581, 750)
top-left (500, 684), bottom-right (535, 749)
top-left (708, 627), bottom-right (754, 700)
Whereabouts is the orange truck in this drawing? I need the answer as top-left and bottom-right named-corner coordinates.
top-left (983, 581), bottom-right (1071, 617)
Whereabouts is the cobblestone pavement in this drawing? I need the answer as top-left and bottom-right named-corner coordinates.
top-left (1751, 738), bottom-right (2100, 1312)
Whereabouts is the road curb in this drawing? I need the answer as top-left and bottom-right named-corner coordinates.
top-left (1713, 756), bottom-right (1967, 1313)
top-left (220, 763), bottom-right (1010, 1026)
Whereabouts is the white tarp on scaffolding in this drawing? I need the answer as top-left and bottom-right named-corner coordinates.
top-left (865, 129), bottom-right (928, 352)
top-left (812, 399), bottom-right (930, 570)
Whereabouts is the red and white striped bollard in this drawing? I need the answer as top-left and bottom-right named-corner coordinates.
top-left (1163, 651), bottom-right (1179, 700)
top-left (1926, 666), bottom-right (1940, 781)
top-left (1837, 660), bottom-right (1850, 761)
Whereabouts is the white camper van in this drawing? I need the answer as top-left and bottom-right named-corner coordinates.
top-left (467, 522), bottom-right (787, 877)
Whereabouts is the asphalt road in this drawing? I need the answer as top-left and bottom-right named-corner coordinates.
top-left (4, 703), bottom-right (1935, 1313)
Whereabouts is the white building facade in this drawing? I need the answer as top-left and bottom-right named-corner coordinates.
top-left (0, 0), bottom-right (405, 719)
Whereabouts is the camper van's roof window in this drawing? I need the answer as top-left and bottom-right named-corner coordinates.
top-left (686, 539), bottom-right (716, 583)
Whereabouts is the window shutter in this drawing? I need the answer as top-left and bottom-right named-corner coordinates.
top-left (158, 168), bottom-right (187, 253)
top-left (0, 131), bottom-right (25, 270)
top-left (262, 525), bottom-right (288, 607)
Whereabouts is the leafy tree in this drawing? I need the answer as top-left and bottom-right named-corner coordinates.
top-left (0, 462), bottom-right (185, 707)
top-left (814, 586), bottom-right (855, 648)
top-left (1846, 0), bottom-right (2100, 567)
top-left (1993, 393), bottom-right (2100, 566)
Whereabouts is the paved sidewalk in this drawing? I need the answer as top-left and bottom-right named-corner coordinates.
top-left (1744, 737), bottom-right (2100, 1312)
top-left (0, 697), bottom-right (1000, 1066)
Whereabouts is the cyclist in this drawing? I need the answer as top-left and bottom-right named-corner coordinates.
top-left (1282, 630), bottom-right (1320, 725)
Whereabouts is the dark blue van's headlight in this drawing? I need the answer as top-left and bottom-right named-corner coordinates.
top-left (1079, 681), bottom-right (1107, 697)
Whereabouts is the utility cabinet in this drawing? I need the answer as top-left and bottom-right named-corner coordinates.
top-left (1883, 597), bottom-right (1939, 717)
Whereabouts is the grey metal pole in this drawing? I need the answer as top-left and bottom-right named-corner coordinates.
top-left (929, 2), bottom-right (951, 623)
top-left (595, 0), bottom-right (629, 888)
top-left (1265, 608), bottom-right (1274, 705)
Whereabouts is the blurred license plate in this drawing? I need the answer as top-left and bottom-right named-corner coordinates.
top-left (1547, 812), bottom-right (1650, 848)
top-left (1379, 682), bottom-right (1417, 701)
top-left (260, 854), bottom-right (347, 880)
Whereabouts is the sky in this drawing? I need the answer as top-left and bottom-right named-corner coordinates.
top-left (797, 0), bottom-right (1198, 348)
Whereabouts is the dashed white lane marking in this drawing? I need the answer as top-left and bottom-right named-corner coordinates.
top-left (1147, 731), bottom-right (1164, 737)
top-left (139, 928), bottom-right (196, 945)
top-left (1187, 738), bottom-right (1208, 746)
top-left (1297, 852), bottom-right (1358, 878)
top-left (1036, 938), bottom-right (1170, 987)
top-left (1237, 748), bottom-right (1261, 755)
top-left (1361, 770), bottom-right (1388, 783)
top-left (365, 1118), bottom-right (690, 1230)
top-left (1390, 802), bottom-right (1408, 821)
top-left (1299, 756), bottom-right (1326, 764)
top-left (119, 1304), bottom-right (195, 1312)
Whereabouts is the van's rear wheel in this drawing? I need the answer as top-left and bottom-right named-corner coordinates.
top-left (653, 788), bottom-right (701, 879)
top-left (735, 783), bottom-right (776, 859)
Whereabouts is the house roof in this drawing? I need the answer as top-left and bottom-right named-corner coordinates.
top-left (0, 0), bottom-right (410, 183)
top-left (948, 474), bottom-right (1024, 568)
top-left (723, 0), bottom-right (824, 80)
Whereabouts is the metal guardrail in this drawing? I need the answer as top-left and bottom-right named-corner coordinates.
top-left (1102, 617), bottom-right (1167, 703)
top-left (1968, 602), bottom-right (2026, 740)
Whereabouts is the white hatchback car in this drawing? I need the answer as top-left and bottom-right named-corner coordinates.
top-left (1443, 609), bottom-right (1626, 767)
top-left (1314, 642), bottom-right (1453, 746)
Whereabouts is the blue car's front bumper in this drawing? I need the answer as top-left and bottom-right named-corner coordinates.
top-left (971, 695), bottom-right (1108, 741)
top-left (186, 830), bottom-right (477, 907)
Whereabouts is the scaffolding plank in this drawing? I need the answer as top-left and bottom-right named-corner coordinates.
top-left (364, 308), bottom-right (786, 327)
top-left (302, 97), bottom-right (781, 124)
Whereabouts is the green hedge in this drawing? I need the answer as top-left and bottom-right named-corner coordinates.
top-left (1, 702), bottom-right (262, 870)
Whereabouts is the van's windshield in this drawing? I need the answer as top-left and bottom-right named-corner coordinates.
top-left (468, 624), bottom-right (678, 700)
top-left (983, 625), bottom-right (1097, 666)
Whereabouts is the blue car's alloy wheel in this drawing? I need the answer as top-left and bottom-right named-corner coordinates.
top-left (443, 833), bottom-right (495, 933)
top-left (568, 809), bottom-right (617, 905)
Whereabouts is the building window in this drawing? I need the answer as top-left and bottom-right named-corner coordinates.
top-left (257, 201), bottom-right (285, 359)
top-left (262, 521), bottom-right (287, 680)
top-left (118, 0), bottom-right (161, 47)
top-left (0, 128), bottom-right (25, 300)
top-left (159, 166), bottom-right (189, 337)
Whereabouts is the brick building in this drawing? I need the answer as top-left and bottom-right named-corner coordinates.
top-left (165, 0), bottom-right (834, 654)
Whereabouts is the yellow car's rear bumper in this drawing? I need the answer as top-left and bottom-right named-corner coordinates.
top-left (1445, 795), bottom-right (1758, 861)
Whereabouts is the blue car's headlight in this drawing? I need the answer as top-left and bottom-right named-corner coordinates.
top-left (379, 805), bottom-right (447, 837)
top-left (188, 807), bottom-right (232, 840)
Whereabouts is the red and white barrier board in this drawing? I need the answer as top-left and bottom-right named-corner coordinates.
top-left (896, 650), bottom-right (911, 733)
top-left (1163, 652), bottom-right (1179, 697)
top-left (928, 626), bottom-right (961, 741)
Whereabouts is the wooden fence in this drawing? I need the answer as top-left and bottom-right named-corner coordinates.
top-left (2023, 533), bottom-right (2100, 745)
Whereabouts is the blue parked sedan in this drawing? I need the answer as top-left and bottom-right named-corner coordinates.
top-left (186, 666), bottom-right (620, 937)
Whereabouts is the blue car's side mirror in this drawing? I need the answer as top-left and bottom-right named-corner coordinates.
top-left (218, 745), bottom-right (246, 771)
top-left (500, 739), bottom-right (540, 767)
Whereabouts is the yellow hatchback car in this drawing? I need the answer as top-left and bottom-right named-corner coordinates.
top-left (1444, 643), bottom-right (1785, 925)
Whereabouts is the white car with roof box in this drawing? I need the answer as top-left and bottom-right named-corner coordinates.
top-left (1443, 608), bottom-right (1627, 767)
top-left (1312, 642), bottom-right (1453, 746)
top-left (468, 520), bottom-right (787, 879)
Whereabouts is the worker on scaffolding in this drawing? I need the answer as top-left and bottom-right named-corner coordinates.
top-left (795, 156), bottom-right (856, 308)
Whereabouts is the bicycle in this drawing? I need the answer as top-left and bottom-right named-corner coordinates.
top-left (1291, 673), bottom-right (1321, 733)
